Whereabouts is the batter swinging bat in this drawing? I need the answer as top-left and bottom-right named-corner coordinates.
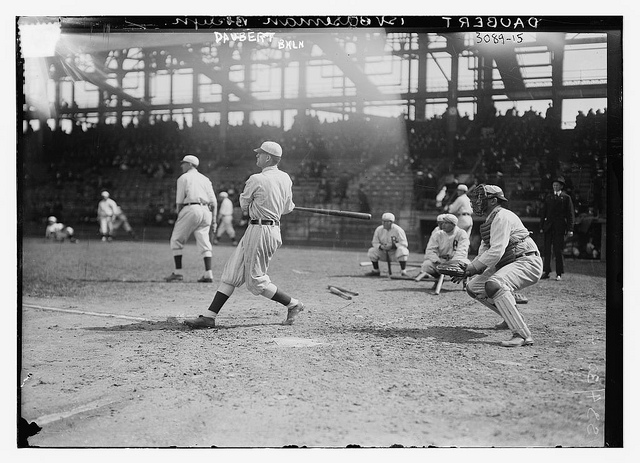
top-left (294, 207), bottom-right (372, 220)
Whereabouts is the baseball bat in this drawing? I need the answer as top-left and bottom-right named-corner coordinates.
top-left (329, 286), bottom-right (352, 300)
top-left (360, 261), bottom-right (422, 268)
top-left (434, 274), bottom-right (445, 295)
top-left (294, 207), bottom-right (371, 220)
top-left (386, 251), bottom-right (392, 276)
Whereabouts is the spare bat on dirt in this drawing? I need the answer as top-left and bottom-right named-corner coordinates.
top-left (359, 261), bottom-right (421, 268)
top-left (328, 285), bottom-right (359, 296)
top-left (328, 286), bottom-right (352, 300)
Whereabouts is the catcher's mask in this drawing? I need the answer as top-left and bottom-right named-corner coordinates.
top-left (469, 184), bottom-right (508, 215)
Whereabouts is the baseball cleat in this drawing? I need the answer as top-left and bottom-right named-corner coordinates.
top-left (500, 335), bottom-right (534, 347)
top-left (556, 275), bottom-right (562, 281)
top-left (540, 272), bottom-right (550, 280)
top-left (164, 272), bottom-right (184, 282)
top-left (183, 315), bottom-right (216, 329)
top-left (283, 302), bottom-right (305, 325)
top-left (197, 276), bottom-right (213, 283)
top-left (494, 320), bottom-right (509, 330)
top-left (364, 270), bottom-right (381, 277)
top-left (400, 270), bottom-right (408, 277)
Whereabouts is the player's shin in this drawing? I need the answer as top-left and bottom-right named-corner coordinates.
top-left (493, 290), bottom-right (531, 340)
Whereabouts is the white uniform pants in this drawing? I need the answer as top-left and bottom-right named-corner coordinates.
top-left (467, 254), bottom-right (543, 300)
top-left (458, 214), bottom-right (473, 238)
top-left (367, 246), bottom-right (409, 262)
top-left (169, 205), bottom-right (213, 258)
top-left (99, 216), bottom-right (113, 236)
top-left (216, 215), bottom-right (236, 239)
top-left (220, 224), bottom-right (280, 296)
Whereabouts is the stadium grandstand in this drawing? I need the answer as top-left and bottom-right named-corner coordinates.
top-left (18, 17), bottom-right (615, 258)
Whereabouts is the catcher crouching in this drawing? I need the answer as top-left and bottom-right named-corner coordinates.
top-left (445, 184), bottom-right (543, 347)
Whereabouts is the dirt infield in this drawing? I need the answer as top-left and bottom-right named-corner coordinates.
top-left (19, 237), bottom-right (608, 448)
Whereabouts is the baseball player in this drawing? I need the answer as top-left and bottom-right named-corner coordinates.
top-left (165, 155), bottom-right (218, 283)
top-left (213, 191), bottom-right (238, 246)
top-left (414, 213), bottom-right (470, 282)
top-left (97, 191), bottom-right (119, 242)
top-left (111, 205), bottom-right (136, 239)
top-left (454, 185), bottom-right (542, 347)
top-left (365, 212), bottom-right (410, 277)
top-left (446, 184), bottom-right (473, 238)
top-left (45, 216), bottom-right (77, 243)
top-left (184, 141), bottom-right (304, 329)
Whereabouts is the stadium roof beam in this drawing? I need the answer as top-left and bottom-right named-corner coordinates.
top-left (56, 82), bottom-right (607, 118)
top-left (170, 47), bottom-right (258, 103)
top-left (309, 35), bottom-right (384, 101)
top-left (53, 55), bottom-right (151, 111)
top-left (476, 44), bottom-right (527, 98)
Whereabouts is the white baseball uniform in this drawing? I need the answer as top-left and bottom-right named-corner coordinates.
top-left (169, 168), bottom-right (217, 258)
top-left (420, 226), bottom-right (470, 276)
top-left (447, 193), bottom-right (473, 237)
top-left (219, 165), bottom-right (294, 296)
top-left (216, 196), bottom-right (236, 240)
top-left (466, 206), bottom-right (542, 339)
top-left (45, 222), bottom-right (74, 241)
top-left (97, 197), bottom-right (119, 237)
top-left (367, 223), bottom-right (410, 262)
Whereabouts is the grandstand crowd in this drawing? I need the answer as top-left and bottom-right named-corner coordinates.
top-left (20, 105), bottom-right (606, 259)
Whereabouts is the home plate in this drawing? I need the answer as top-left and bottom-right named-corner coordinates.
top-left (272, 337), bottom-right (324, 347)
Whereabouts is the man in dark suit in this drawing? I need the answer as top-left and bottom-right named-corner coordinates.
top-left (539, 177), bottom-right (575, 280)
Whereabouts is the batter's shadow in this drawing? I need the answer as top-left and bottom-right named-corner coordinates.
top-left (350, 325), bottom-right (492, 344)
top-left (85, 319), bottom-right (287, 332)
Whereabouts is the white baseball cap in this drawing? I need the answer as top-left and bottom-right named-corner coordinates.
top-left (457, 184), bottom-right (468, 192)
top-left (254, 141), bottom-right (282, 157)
top-left (219, 191), bottom-right (229, 198)
top-left (181, 154), bottom-right (200, 167)
top-left (47, 216), bottom-right (57, 223)
top-left (381, 212), bottom-right (395, 222)
top-left (439, 213), bottom-right (458, 225)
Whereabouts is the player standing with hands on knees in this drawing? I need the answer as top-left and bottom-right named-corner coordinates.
top-left (165, 155), bottom-right (218, 283)
top-left (184, 141), bottom-right (304, 328)
top-left (365, 212), bottom-right (410, 277)
top-left (446, 185), bottom-right (543, 347)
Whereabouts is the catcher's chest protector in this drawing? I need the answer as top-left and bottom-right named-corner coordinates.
top-left (480, 207), bottom-right (516, 269)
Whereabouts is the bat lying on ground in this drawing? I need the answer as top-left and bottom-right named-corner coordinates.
top-left (294, 206), bottom-right (371, 220)
top-left (359, 261), bottom-right (422, 268)
top-left (328, 286), bottom-right (352, 300)
top-left (328, 285), bottom-right (359, 296)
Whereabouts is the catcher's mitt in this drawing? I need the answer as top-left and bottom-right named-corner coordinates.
top-left (436, 261), bottom-right (468, 278)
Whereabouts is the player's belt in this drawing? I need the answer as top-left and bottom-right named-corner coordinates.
top-left (515, 250), bottom-right (539, 258)
top-left (460, 213), bottom-right (471, 216)
top-left (250, 219), bottom-right (280, 226)
top-left (184, 202), bottom-right (206, 206)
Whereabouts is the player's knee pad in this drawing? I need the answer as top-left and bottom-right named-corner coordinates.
top-left (484, 279), bottom-right (504, 298)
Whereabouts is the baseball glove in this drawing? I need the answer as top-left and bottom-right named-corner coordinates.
top-left (436, 261), bottom-right (468, 278)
